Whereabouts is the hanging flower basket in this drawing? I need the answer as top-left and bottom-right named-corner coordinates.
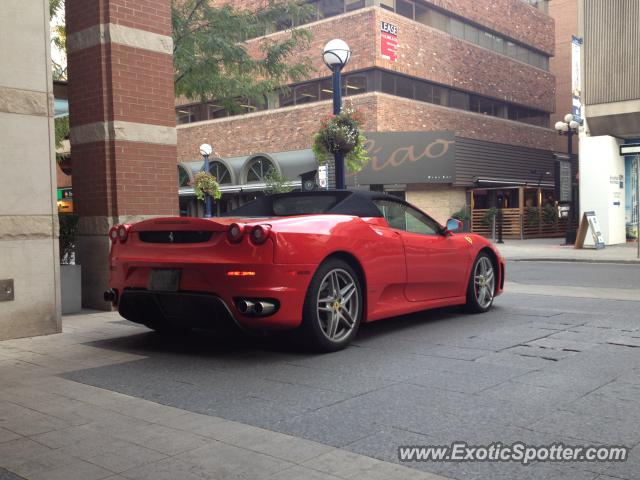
top-left (312, 105), bottom-right (370, 173)
top-left (192, 172), bottom-right (221, 202)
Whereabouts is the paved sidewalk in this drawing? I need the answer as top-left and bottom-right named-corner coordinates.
top-left (0, 312), bottom-right (450, 480)
top-left (494, 238), bottom-right (640, 263)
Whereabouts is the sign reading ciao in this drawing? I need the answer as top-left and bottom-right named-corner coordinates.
top-left (347, 131), bottom-right (456, 185)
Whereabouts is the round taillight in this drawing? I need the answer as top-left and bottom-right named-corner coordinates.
top-left (227, 223), bottom-right (245, 243)
top-left (117, 225), bottom-right (128, 243)
top-left (250, 225), bottom-right (271, 245)
top-left (109, 226), bottom-right (119, 242)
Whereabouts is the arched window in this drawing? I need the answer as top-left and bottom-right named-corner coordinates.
top-left (209, 161), bottom-right (232, 184)
top-left (178, 164), bottom-right (191, 187)
top-left (246, 156), bottom-right (275, 183)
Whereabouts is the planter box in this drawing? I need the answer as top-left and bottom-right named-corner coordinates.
top-left (61, 264), bottom-right (82, 314)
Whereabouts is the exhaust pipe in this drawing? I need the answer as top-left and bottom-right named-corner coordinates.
top-left (103, 289), bottom-right (117, 303)
top-left (254, 301), bottom-right (276, 316)
top-left (237, 299), bottom-right (255, 314)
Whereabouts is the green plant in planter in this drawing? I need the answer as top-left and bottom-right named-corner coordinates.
top-left (59, 213), bottom-right (78, 265)
top-left (451, 207), bottom-right (469, 221)
top-left (264, 168), bottom-right (292, 194)
top-left (312, 106), bottom-right (370, 173)
top-left (482, 207), bottom-right (502, 227)
top-left (192, 172), bottom-right (221, 202)
top-left (525, 207), bottom-right (540, 226)
top-left (542, 204), bottom-right (559, 225)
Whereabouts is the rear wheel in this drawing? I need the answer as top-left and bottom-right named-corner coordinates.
top-left (465, 253), bottom-right (496, 313)
top-left (300, 259), bottom-right (362, 352)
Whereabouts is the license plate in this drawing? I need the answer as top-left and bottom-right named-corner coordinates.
top-left (148, 269), bottom-right (181, 292)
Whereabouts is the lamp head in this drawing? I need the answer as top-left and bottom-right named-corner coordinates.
top-left (564, 113), bottom-right (574, 124)
top-left (569, 120), bottom-right (580, 130)
top-left (323, 39), bottom-right (351, 69)
top-left (554, 121), bottom-right (568, 132)
top-left (199, 143), bottom-right (213, 157)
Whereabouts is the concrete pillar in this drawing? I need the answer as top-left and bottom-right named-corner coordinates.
top-left (578, 132), bottom-right (626, 245)
top-left (0, 0), bottom-right (61, 340)
top-left (66, 0), bottom-right (178, 309)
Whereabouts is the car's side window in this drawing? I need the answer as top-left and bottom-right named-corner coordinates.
top-left (374, 200), bottom-right (440, 236)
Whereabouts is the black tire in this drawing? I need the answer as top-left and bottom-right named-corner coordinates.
top-left (464, 252), bottom-right (496, 313)
top-left (299, 259), bottom-right (363, 352)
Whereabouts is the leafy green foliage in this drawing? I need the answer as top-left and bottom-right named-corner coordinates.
top-left (451, 207), bottom-right (469, 221)
top-left (312, 106), bottom-right (370, 173)
top-left (542, 204), bottom-right (559, 225)
top-left (54, 116), bottom-right (70, 164)
top-left (264, 168), bottom-right (292, 194)
top-left (59, 213), bottom-right (78, 264)
top-left (172, 0), bottom-right (314, 112)
top-left (50, 0), bottom-right (67, 80)
top-left (482, 207), bottom-right (502, 227)
top-left (192, 172), bottom-right (222, 202)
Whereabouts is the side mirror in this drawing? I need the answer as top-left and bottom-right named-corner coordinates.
top-left (445, 218), bottom-right (462, 233)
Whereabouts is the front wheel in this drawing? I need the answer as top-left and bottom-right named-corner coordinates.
top-left (300, 259), bottom-right (363, 352)
top-left (465, 253), bottom-right (496, 313)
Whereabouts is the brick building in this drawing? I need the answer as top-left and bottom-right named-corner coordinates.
top-left (176, 0), bottom-right (558, 227)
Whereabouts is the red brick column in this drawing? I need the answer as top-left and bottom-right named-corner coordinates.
top-left (66, 0), bottom-right (178, 309)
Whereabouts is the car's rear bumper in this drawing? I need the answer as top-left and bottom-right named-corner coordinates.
top-left (109, 262), bottom-right (316, 330)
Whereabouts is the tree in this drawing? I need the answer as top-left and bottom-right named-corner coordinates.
top-left (172, 0), bottom-right (314, 112)
top-left (50, 0), bottom-right (67, 80)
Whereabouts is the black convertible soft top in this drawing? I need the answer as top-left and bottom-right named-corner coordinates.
top-left (224, 190), bottom-right (399, 218)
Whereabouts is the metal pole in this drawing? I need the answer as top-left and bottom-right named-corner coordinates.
top-left (636, 155), bottom-right (639, 259)
top-left (203, 153), bottom-right (212, 218)
top-left (565, 129), bottom-right (577, 244)
top-left (497, 195), bottom-right (504, 244)
top-left (332, 66), bottom-right (345, 190)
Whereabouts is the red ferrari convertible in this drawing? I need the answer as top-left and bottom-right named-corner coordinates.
top-left (105, 190), bottom-right (504, 351)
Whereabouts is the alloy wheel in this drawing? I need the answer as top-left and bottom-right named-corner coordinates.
top-left (474, 256), bottom-right (495, 309)
top-left (316, 268), bottom-right (359, 342)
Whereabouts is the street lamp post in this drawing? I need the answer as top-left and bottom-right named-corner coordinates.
top-left (199, 143), bottom-right (213, 218)
top-left (554, 113), bottom-right (581, 244)
top-left (323, 39), bottom-right (351, 190)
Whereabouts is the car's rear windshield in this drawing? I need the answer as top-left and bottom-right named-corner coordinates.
top-left (224, 192), bottom-right (348, 217)
top-left (272, 195), bottom-right (340, 215)
top-left (223, 191), bottom-right (383, 218)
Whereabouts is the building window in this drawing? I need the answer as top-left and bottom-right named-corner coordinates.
top-left (344, 74), bottom-right (368, 96)
top-left (449, 90), bottom-right (469, 110)
top-left (396, 0), bottom-right (413, 19)
top-left (294, 83), bottom-right (319, 104)
top-left (210, 161), bottom-right (232, 184)
top-left (345, 0), bottom-right (365, 11)
top-left (379, 0), bottom-right (394, 12)
top-left (176, 105), bottom-right (198, 124)
top-left (178, 165), bottom-right (191, 187)
top-left (318, 0), bottom-right (345, 18)
top-left (176, 68), bottom-right (550, 128)
top-left (246, 156), bottom-right (275, 183)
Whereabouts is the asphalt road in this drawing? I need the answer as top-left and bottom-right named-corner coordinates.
top-left (508, 261), bottom-right (640, 289)
top-left (64, 262), bottom-right (640, 480)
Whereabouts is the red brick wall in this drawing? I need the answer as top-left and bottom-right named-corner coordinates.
top-left (177, 92), bottom-right (554, 162)
top-left (214, 0), bottom-right (554, 55)
top-left (375, 9), bottom-right (555, 112)
top-left (233, 8), bottom-right (555, 112)
top-left (177, 94), bottom-right (379, 161)
top-left (67, 0), bottom-right (178, 218)
top-left (66, 0), bottom-right (172, 36)
top-left (428, 0), bottom-right (554, 54)
top-left (375, 93), bottom-right (555, 149)
top-left (549, 0), bottom-right (578, 154)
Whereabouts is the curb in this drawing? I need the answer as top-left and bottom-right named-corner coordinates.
top-left (506, 258), bottom-right (640, 265)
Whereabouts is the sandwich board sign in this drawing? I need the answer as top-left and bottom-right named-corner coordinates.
top-left (575, 211), bottom-right (605, 249)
